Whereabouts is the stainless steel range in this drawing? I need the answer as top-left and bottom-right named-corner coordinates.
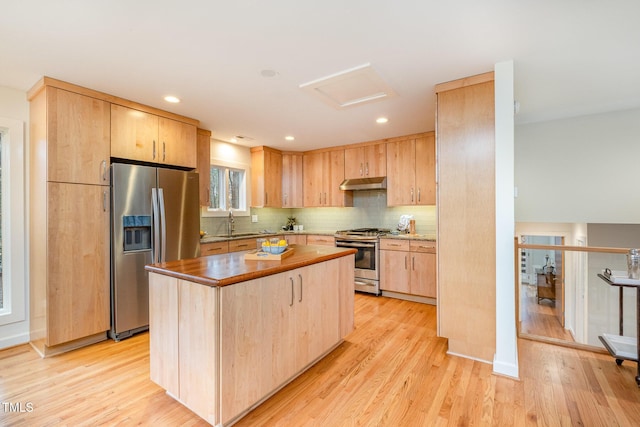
top-left (335, 228), bottom-right (389, 295)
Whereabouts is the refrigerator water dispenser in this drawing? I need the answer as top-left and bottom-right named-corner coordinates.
top-left (123, 215), bottom-right (151, 252)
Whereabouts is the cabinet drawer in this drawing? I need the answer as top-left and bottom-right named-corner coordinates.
top-left (228, 238), bottom-right (257, 252)
top-left (201, 241), bottom-right (229, 256)
top-left (380, 239), bottom-right (410, 251)
top-left (306, 235), bottom-right (335, 246)
top-left (410, 241), bottom-right (436, 253)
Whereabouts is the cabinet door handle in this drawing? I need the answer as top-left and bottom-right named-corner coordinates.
top-left (412, 256), bottom-right (415, 271)
top-left (153, 140), bottom-right (156, 160)
top-left (324, 192), bottom-right (327, 205)
top-left (101, 160), bottom-right (106, 182)
top-left (360, 162), bottom-right (363, 176)
top-left (290, 277), bottom-right (294, 307)
top-left (405, 255), bottom-right (408, 270)
top-left (417, 188), bottom-right (421, 203)
top-left (237, 244), bottom-right (249, 248)
top-left (365, 162), bottom-right (369, 176)
top-left (298, 274), bottom-right (303, 302)
top-left (103, 190), bottom-right (108, 212)
top-left (411, 188), bottom-right (414, 203)
top-left (265, 192), bottom-right (268, 205)
top-left (163, 142), bottom-right (166, 161)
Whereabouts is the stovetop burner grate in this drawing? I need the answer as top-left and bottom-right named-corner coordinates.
top-left (336, 228), bottom-right (390, 237)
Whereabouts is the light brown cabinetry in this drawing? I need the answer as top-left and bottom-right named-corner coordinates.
top-left (386, 133), bottom-right (435, 206)
top-left (436, 72), bottom-right (496, 361)
top-left (111, 104), bottom-right (197, 168)
top-left (43, 87), bottom-right (111, 185)
top-left (200, 241), bottom-right (229, 256)
top-left (251, 146), bottom-right (282, 207)
top-left (282, 152), bottom-right (304, 208)
top-left (197, 128), bottom-right (212, 206)
top-left (284, 234), bottom-right (307, 245)
top-left (303, 149), bottom-right (352, 207)
top-left (306, 234), bottom-right (335, 246)
top-left (380, 239), bottom-right (436, 298)
top-left (228, 238), bottom-right (257, 252)
top-left (149, 275), bottom-right (217, 423)
top-left (344, 143), bottom-right (386, 179)
top-left (220, 261), bottom-right (340, 425)
top-left (29, 84), bottom-right (111, 355)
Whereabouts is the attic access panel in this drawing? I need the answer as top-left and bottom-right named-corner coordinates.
top-left (299, 63), bottom-right (396, 109)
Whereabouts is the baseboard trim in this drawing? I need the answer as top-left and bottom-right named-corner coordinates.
top-left (0, 332), bottom-right (30, 350)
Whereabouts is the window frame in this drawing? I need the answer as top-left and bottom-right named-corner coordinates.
top-left (201, 160), bottom-right (250, 218)
top-left (0, 117), bottom-right (26, 326)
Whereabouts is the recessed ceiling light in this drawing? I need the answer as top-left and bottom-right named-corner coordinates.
top-left (376, 117), bottom-right (389, 124)
top-left (285, 136), bottom-right (295, 141)
top-left (260, 69), bottom-right (279, 78)
top-left (164, 95), bottom-right (180, 103)
top-left (230, 138), bottom-right (237, 143)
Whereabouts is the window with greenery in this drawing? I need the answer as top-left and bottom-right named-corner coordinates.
top-left (208, 165), bottom-right (246, 212)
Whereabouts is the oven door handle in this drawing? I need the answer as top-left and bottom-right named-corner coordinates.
top-left (336, 242), bottom-right (376, 248)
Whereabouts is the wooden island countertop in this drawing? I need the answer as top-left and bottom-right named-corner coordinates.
top-left (145, 244), bottom-right (356, 287)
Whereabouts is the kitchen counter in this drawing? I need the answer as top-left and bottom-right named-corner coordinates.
top-left (145, 244), bottom-right (356, 287)
top-left (199, 230), bottom-right (336, 244)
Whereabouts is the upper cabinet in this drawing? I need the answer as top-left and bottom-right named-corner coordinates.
top-left (251, 146), bottom-right (282, 207)
top-left (282, 152), bottom-right (304, 208)
top-left (344, 143), bottom-right (386, 179)
top-left (197, 128), bottom-right (212, 206)
top-left (111, 104), bottom-right (197, 168)
top-left (43, 87), bottom-right (111, 185)
top-left (386, 133), bottom-right (435, 206)
top-left (303, 149), bottom-right (352, 207)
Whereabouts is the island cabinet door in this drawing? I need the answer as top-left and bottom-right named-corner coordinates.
top-left (220, 272), bottom-right (296, 426)
top-left (293, 261), bottom-right (340, 367)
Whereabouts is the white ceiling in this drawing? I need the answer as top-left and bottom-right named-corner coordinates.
top-left (2, 1), bottom-right (640, 151)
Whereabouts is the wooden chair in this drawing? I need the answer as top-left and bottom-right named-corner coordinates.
top-left (537, 267), bottom-right (556, 304)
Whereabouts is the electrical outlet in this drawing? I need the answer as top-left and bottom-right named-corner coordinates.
top-left (251, 215), bottom-right (258, 223)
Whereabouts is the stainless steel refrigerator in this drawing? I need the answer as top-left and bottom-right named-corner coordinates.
top-left (110, 163), bottom-right (200, 341)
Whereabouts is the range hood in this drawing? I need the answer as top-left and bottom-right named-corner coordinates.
top-left (339, 176), bottom-right (387, 191)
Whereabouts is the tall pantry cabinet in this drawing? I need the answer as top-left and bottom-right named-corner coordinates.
top-left (436, 72), bottom-right (496, 362)
top-left (29, 81), bottom-right (111, 356)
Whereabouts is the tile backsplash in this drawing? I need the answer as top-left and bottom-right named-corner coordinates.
top-left (200, 190), bottom-right (436, 237)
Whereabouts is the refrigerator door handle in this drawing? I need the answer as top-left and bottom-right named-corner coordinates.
top-left (151, 188), bottom-right (160, 264)
top-left (158, 188), bottom-right (167, 262)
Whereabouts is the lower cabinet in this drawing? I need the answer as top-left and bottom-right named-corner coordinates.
top-left (284, 234), bottom-right (307, 245)
top-left (380, 239), bottom-right (436, 298)
top-left (148, 255), bottom-right (353, 426)
top-left (31, 182), bottom-right (110, 354)
top-left (306, 234), bottom-right (335, 246)
top-left (200, 241), bottom-right (229, 256)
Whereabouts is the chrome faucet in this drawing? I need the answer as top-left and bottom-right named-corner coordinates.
top-left (228, 210), bottom-right (235, 236)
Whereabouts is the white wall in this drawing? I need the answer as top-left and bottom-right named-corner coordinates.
top-left (0, 86), bottom-right (29, 349)
top-left (493, 60), bottom-right (518, 378)
top-left (515, 108), bottom-right (640, 223)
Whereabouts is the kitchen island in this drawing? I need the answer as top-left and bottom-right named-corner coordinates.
top-left (145, 244), bottom-right (356, 426)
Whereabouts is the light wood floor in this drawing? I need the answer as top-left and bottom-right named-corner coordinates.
top-left (2, 294), bottom-right (640, 426)
top-left (520, 284), bottom-right (575, 341)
